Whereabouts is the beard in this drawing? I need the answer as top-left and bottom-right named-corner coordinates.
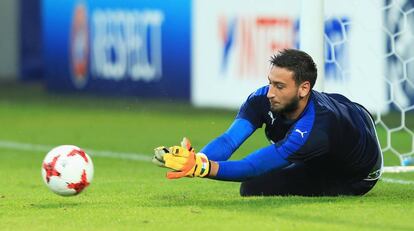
top-left (270, 94), bottom-right (300, 114)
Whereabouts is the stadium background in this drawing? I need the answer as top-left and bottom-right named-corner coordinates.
top-left (6, 0), bottom-right (410, 111)
top-left (1, 0), bottom-right (414, 230)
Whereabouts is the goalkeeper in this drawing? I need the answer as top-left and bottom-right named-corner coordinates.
top-left (153, 49), bottom-right (383, 196)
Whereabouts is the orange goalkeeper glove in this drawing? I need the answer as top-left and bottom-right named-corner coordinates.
top-left (164, 146), bottom-right (211, 179)
top-left (157, 137), bottom-right (211, 179)
top-left (152, 137), bottom-right (194, 168)
top-left (153, 138), bottom-right (211, 179)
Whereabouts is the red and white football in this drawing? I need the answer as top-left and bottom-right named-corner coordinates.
top-left (41, 145), bottom-right (94, 196)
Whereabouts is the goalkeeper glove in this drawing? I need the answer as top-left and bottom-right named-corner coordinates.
top-left (163, 145), bottom-right (211, 179)
top-left (152, 146), bottom-right (168, 167)
top-left (152, 137), bottom-right (193, 167)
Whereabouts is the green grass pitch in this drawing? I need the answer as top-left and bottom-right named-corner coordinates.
top-left (0, 82), bottom-right (413, 231)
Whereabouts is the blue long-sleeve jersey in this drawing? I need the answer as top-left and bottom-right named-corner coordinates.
top-left (200, 86), bottom-right (381, 182)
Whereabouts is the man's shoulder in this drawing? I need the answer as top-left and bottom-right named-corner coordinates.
top-left (312, 91), bottom-right (353, 105)
top-left (241, 85), bottom-right (270, 111)
top-left (311, 90), bottom-right (365, 129)
top-left (311, 91), bottom-right (357, 114)
top-left (236, 86), bottom-right (270, 128)
top-left (247, 85), bottom-right (269, 100)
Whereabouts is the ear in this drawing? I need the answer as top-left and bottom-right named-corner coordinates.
top-left (298, 81), bottom-right (311, 98)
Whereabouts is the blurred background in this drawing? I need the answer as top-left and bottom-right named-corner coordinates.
top-left (2, 0), bottom-right (413, 108)
top-left (1, 0), bottom-right (414, 165)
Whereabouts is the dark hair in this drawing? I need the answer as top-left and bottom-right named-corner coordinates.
top-left (270, 49), bottom-right (317, 88)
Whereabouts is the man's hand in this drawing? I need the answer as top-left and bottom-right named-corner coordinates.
top-left (152, 146), bottom-right (169, 167)
top-left (152, 137), bottom-right (193, 167)
top-left (180, 137), bottom-right (193, 152)
top-left (163, 146), bottom-right (211, 179)
top-left (152, 137), bottom-right (211, 179)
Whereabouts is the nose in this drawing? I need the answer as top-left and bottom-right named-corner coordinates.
top-left (267, 86), bottom-right (274, 99)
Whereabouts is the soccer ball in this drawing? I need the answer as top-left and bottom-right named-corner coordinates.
top-left (41, 145), bottom-right (94, 196)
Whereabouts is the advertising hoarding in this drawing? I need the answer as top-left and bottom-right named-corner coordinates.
top-left (43, 0), bottom-right (191, 99)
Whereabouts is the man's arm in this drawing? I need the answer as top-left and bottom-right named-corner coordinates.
top-left (202, 87), bottom-right (266, 161)
top-left (158, 97), bottom-right (319, 181)
top-left (209, 102), bottom-right (317, 181)
top-left (200, 118), bottom-right (256, 161)
top-left (208, 144), bottom-right (291, 181)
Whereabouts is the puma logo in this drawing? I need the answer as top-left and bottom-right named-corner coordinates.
top-left (295, 129), bottom-right (307, 138)
top-left (268, 111), bottom-right (276, 125)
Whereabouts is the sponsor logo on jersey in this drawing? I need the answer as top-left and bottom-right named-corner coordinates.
top-left (268, 111), bottom-right (276, 125)
top-left (295, 128), bottom-right (307, 138)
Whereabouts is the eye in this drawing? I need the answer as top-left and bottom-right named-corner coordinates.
top-left (276, 84), bottom-right (284, 89)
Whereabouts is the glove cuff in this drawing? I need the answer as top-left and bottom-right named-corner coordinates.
top-left (196, 153), bottom-right (211, 177)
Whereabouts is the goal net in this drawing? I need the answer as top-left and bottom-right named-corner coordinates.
top-left (307, 0), bottom-right (414, 173)
top-left (381, 0), bottom-right (414, 172)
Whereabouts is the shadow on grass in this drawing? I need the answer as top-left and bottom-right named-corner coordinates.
top-left (144, 193), bottom-right (341, 209)
top-left (29, 202), bottom-right (81, 209)
top-left (142, 179), bottom-right (414, 209)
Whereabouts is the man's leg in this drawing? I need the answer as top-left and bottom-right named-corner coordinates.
top-left (240, 163), bottom-right (378, 196)
top-left (240, 163), bottom-right (327, 196)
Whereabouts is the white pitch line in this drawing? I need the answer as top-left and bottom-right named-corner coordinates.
top-left (0, 140), bottom-right (151, 162)
top-left (1, 140), bottom-right (414, 185)
top-left (381, 177), bottom-right (414, 185)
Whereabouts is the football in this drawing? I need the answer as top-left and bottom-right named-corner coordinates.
top-left (41, 145), bottom-right (94, 196)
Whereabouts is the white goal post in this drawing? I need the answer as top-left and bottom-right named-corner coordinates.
top-left (300, 0), bottom-right (325, 92)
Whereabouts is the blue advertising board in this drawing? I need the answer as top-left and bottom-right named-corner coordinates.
top-left (43, 0), bottom-right (191, 99)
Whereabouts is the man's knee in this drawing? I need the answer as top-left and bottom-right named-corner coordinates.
top-left (239, 170), bottom-right (294, 196)
top-left (239, 181), bottom-right (284, 197)
top-left (240, 182), bottom-right (261, 197)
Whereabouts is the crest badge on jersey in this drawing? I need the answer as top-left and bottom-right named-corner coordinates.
top-left (70, 2), bottom-right (89, 89)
